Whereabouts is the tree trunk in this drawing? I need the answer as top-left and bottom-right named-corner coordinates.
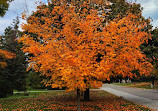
top-left (125, 79), bottom-right (127, 83)
top-left (151, 79), bottom-right (155, 88)
top-left (84, 88), bottom-right (89, 101)
top-left (151, 76), bottom-right (155, 88)
top-left (77, 89), bottom-right (81, 111)
top-left (152, 78), bottom-right (155, 86)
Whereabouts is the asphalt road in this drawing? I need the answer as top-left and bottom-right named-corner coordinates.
top-left (100, 84), bottom-right (158, 110)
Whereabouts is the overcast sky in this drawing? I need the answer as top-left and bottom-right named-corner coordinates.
top-left (0, 0), bottom-right (158, 35)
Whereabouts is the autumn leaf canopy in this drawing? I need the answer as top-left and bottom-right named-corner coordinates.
top-left (19, 0), bottom-right (153, 91)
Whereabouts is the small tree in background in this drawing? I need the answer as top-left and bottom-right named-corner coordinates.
top-left (20, 0), bottom-right (153, 110)
top-left (26, 70), bottom-right (45, 90)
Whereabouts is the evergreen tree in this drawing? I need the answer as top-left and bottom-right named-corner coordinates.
top-left (0, 17), bottom-right (27, 97)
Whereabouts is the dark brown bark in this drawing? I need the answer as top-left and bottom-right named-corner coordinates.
top-left (84, 88), bottom-right (90, 101)
top-left (77, 89), bottom-right (81, 111)
top-left (152, 77), bottom-right (155, 86)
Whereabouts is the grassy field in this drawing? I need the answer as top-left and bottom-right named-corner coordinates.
top-left (0, 90), bottom-right (152, 111)
top-left (114, 82), bottom-right (158, 89)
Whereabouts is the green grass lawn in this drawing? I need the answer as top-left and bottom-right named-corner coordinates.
top-left (114, 82), bottom-right (158, 89)
top-left (14, 89), bottom-right (49, 93)
top-left (0, 91), bottom-right (152, 111)
top-left (3, 92), bottom-right (48, 100)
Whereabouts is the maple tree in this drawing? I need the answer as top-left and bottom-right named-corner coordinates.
top-left (19, 0), bottom-right (153, 110)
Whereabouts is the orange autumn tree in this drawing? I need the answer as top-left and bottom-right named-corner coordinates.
top-left (20, 0), bottom-right (152, 101)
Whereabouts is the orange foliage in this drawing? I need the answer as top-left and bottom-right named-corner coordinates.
top-left (0, 49), bottom-right (15, 68)
top-left (19, 0), bottom-right (153, 92)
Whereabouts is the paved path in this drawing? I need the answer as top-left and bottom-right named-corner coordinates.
top-left (100, 84), bottom-right (158, 110)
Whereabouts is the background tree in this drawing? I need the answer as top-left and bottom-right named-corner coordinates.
top-left (0, 17), bottom-right (27, 97)
top-left (140, 27), bottom-right (158, 86)
top-left (0, 0), bottom-right (16, 98)
top-left (0, 0), bottom-right (15, 68)
top-left (20, 0), bottom-right (153, 110)
top-left (107, 0), bottom-right (141, 20)
top-left (0, 0), bottom-right (13, 17)
top-left (26, 70), bottom-right (45, 90)
top-left (0, 48), bottom-right (14, 98)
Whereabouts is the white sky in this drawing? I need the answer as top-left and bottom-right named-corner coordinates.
top-left (0, 0), bottom-right (158, 35)
top-left (135, 0), bottom-right (158, 27)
